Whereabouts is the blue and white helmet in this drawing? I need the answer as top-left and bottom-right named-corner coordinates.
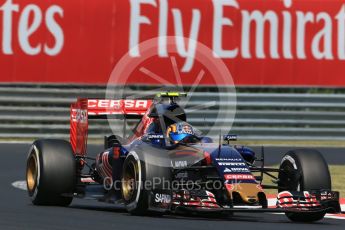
top-left (167, 122), bottom-right (199, 143)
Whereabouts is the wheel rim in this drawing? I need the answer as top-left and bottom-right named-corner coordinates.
top-left (27, 154), bottom-right (38, 192)
top-left (279, 161), bottom-right (301, 192)
top-left (122, 161), bottom-right (138, 202)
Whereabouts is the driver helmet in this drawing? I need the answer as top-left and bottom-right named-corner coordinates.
top-left (167, 122), bottom-right (196, 143)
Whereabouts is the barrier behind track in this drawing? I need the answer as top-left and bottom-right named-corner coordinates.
top-left (0, 84), bottom-right (344, 141)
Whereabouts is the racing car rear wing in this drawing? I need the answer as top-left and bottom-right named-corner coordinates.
top-left (70, 98), bottom-right (152, 155)
top-left (87, 99), bottom-right (153, 117)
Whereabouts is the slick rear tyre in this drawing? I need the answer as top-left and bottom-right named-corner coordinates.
top-left (278, 149), bottom-right (331, 222)
top-left (26, 139), bottom-right (76, 206)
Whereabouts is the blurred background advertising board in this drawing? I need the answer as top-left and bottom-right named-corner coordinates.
top-left (1, 0), bottom-right (345, 86)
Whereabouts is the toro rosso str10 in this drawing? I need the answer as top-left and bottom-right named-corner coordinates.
top-left (26, 92), bottom-right (341, 222)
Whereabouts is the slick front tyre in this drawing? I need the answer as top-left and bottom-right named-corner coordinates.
top-left (26, 139), bottom-right (76, 206)
top-left (285, 211), bottom-right (326, 222)
top-left (278, 149), bottom-right (331, 222)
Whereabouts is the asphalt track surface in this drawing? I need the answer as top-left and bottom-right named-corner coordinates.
top-left (1, 143), bottom-right (345, 230)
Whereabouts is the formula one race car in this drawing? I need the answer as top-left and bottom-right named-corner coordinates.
top-left (26, 92), bottom-right (341, 222)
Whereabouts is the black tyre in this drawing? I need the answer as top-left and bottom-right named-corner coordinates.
top-left (121, 151), bottom-right (171, 215)
top-left (278, 149), bottom-right (331, 222)
top-left (26, 139), bottom-right (76, 206)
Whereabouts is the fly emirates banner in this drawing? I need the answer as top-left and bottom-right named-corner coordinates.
top-left (1, 0), bottom-right (345, 86)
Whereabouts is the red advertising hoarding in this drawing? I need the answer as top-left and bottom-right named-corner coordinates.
top-left (1, 0), bottom-right (345, 86)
